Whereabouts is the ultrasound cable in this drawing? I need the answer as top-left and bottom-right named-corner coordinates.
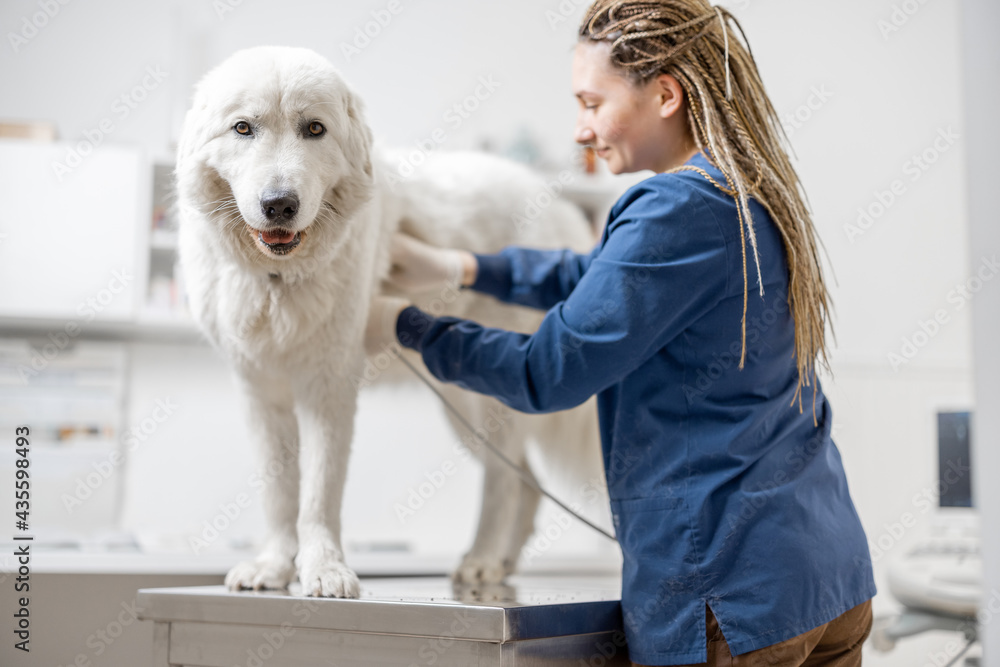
top-left (393, 351), bottom-right (617, 543)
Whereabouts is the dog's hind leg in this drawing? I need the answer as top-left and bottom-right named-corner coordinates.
top-left (449, 410), bottom-right (535, 586)
top-left (291, 366), bottom-right (361, 598)
top-left (501, 464), bottom-right (542, 575)
top-left (225, 372), bottom-right (300, 592)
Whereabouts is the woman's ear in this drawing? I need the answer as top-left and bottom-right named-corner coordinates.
top-left (654, 73), bottom-right (687, 119)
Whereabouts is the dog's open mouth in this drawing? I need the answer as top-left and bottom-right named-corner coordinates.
top-left (251, 226), bottom-right (303, 255)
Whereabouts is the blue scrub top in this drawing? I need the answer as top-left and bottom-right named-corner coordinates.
top-left (394, 150), bottom-right (876, 666)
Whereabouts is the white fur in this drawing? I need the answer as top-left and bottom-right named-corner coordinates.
top-left (177, 45), bottom-right (604, 597)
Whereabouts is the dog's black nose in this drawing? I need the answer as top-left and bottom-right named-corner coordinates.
top-left (260, 192), bottom-right (299, 222)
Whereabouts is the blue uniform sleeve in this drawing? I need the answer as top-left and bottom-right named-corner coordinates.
top-left (396, 179), bottom-right (729, 414)
top-left (469, 243), bottom-right (601, 311)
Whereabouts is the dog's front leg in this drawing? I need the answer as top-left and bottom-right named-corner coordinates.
top-left (292, 368), bottom-right (361, 598)
top-left (225, 372), bottom-right (300, 591)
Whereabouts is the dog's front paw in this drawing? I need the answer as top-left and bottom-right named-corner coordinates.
top-left (296, 545), bottom-right (360, 598)
top-left (452, 554), bottom-right (513, 585)
top-left (298, 560), bottom-right (360, 598)
top-left (225, 556), bottom-right (296, 591)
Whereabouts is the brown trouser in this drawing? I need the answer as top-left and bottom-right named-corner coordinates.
top-left (633, 599), bottom-right (873, 667)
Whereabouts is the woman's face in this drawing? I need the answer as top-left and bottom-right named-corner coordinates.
top-left (572, 41), bottom-right (695, 174)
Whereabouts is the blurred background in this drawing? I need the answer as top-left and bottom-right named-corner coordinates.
top-left (0, 0), bottom-right (997, 665)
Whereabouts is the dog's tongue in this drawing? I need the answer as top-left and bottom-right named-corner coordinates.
top-left (261, 229), bottom-right (296, 245)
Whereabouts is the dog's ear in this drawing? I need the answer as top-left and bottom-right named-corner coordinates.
top-left (343, 87), bottom-right (373, 179)
top-left (175, 103), bottom-right (206, 172)
top-left (176, 72), bottom-right (217, 169)
top-left (329, 85), bottom-right (375, 217)
top-left (175, 99), bottom-right (207, 200)
top-left (174, 93), bottom-right (229, 213)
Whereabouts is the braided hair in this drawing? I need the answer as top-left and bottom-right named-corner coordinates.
top-left (579, 0), bottom-right (833, 415)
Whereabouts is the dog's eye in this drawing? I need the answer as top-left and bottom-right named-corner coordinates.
top-left (234, 121), bottom-right (252, 136)
top-left (307, 122), bottom-right (325, 137)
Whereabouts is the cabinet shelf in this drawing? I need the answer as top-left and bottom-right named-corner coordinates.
top-left (0, 315), bottom-right (205, 345)
top-left (149, 228), bottom-right (179, 252)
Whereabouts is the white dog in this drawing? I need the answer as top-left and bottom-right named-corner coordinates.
top-left (176, 45), bottom-right (604, 597)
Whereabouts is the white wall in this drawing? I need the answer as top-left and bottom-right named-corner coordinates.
top-left (1, 0), bottom-right (974, 359)
top-left (0, 1), bottom-right (988, 663)
top-left (961, 0), bottom-right (1000, 663)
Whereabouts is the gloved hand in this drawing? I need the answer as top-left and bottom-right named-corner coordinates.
top-left (387, 232), bottom-right (476, 292)
top-left (364, 295), bottom-right (412, 355)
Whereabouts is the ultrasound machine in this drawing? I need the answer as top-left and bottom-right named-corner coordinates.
top-left (871, 412), bottom-right (983, 665)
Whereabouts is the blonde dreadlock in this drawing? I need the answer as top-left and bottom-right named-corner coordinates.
top-left (579, 0), bottom-right (833, 415)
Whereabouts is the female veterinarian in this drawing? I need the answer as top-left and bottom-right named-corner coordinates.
top-left (366, 1), bottom-right (876, 665)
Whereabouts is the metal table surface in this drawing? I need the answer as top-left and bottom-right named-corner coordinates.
top-left (138, 574), bottom-right (632, 666)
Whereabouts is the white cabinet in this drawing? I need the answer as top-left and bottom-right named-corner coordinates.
top-left (0, 139), bottom-right (147, 323)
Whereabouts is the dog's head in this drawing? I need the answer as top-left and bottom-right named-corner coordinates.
top-left (177, 46), bottom-right (373, 270)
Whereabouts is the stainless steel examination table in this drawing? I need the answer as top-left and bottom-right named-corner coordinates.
top-left (137, 575), bottom-right (631, 666)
